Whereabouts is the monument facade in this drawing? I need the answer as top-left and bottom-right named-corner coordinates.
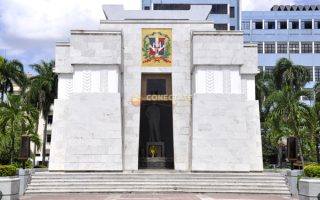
top-left (49, 5), bottom-right (263, 172)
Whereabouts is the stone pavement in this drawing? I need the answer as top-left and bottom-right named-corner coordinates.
top-left (21, 193), bottom-right (297, 200)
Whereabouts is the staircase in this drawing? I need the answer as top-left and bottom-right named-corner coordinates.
top-left (26, 171), bottom-right (291, 196)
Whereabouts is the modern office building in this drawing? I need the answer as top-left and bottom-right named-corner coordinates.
top-left (34, 110), bottom-right (53, 166)
top-left (142, 0), bottom-right (241, 30)
top-left (143, 2), bottom-right (320, 85)
top-left (242, 5), bottom-right (320, 84)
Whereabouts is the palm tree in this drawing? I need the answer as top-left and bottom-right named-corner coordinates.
top-left (255, 71), bottom-right (275, 114)
top-left (273, 58), bottom-right (310, 91)
top-left (304, 103), bottom-right (320, 164)
top-left (26, 60), bottom-right (57, 166)
top-left (314, 82), bottom-right (320, 103)
top-left (0, 56), bottom-right (27, 102)
top-left (308, 83), bottom-right (320, 164)
top-left (266, 86), bottom-right (310, 167)
top-left (0, 95), bottom-right (40, 164)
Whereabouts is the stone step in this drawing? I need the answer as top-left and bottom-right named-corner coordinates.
top-left (25, 188), bottom-right (291, 195)
top-left (32, 172), bottom-right (283, 177)
top-left (29, 180), bottom-right (286, 184)
top-left (33, 176), bottom-right (284, 181)
top-left (28, 183), bottom-right (288, 188)
top-left (32, 176), bottom-right (284, 179)
top-left (26, 172), bottom-right (290, 196)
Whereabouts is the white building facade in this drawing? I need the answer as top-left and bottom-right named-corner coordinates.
top-left (49, 5), bottom-right (263, 172)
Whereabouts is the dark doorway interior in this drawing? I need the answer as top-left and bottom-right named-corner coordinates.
top-left (138, 74), bottom-right (174, 169)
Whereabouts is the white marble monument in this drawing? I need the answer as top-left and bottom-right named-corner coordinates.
top-left (49, 5), bottom-right (263, 172)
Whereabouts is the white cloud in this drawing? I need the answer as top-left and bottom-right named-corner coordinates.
top-left (0, 0), bottom-right (140, 40)
top-left (0, 0), bottom-right (140, 70)
top-left (0, 0), bottom-right (309, 71)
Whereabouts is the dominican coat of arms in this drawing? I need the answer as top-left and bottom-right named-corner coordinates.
top-left (142, 28), bottom-right (172, 67)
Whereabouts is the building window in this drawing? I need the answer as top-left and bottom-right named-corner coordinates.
top-left (315, 42), bottom-right (320, 53)
top-left (277, 43), bottom-right (288, 53)
top-left (302, 21), bottom-right (312, 29)
top-left (258, 43), bottom-right (263, 53)
top-left (305, 67), bottom-right (314, 81)
top-left (242, 21), bottom-right (250, 30)
top-left (289, 42), bottom-right (300, 53)
top-left (47, 115), bottom-right (53, 124)
top-left (258, 66), bottom-right (263, 72)
top-left (279, 21), bottom-right (287, 29)
top-left (290, 21), bottom-right (299, 29)
top-left (265, 21), bottom-right (275, 29)
top-left (230, 7), bottom-right (235, 18)
top-left (302, 94), bottom-right (314, 102)
top-left (210, 4), bottom-right (228, 14)
top-left (47, 135), bottom-right (51, 143)
top-left (265, 43), bottom-right (275, 54)
top-left (301, 42), bottom-right (312, 53)
top-left (315, 67), bottom-right (320, 81)
top-left (214, 24), bottom-right (228, 30)
top-left (315, 21), bottom-right (320, 29)
top-left (153, 4), bottom-right (190, 10)
top-left (254, 21), bottom-right (263, 29)
top-left (230, 26), bottom-right (235, 30)
top-left (144, 6), bottom-right (150, 10)
top-left (265, 66), bottom-right (274, 75)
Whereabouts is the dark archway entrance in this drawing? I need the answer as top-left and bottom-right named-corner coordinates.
top-left (138, 74), bottom-right (174, 169)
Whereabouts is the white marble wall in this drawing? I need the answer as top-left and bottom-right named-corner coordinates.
top-left (51, 18), bottom-right (262, 172)
top-left (191, 31), bottom-right (263, 172)
top-left (49, 93), bottom-right (123, 171)
top-left (194, 66), bottom-right (241, 94)
top-left (50, 31), bottom-right (123, 171)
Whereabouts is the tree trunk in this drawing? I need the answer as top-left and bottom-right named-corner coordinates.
top-left (41, 115), bottom-right (48, 166)
top-left (297, 137), bottom-right (305, 168)
top-left (33, 118), bottom-right (40, 166)
top-left (277, 146), bottom-right (282, 168)
top-left (316, 136), bottom-right (320, 164)
top-left (10, 135), bottom-right (15, 165)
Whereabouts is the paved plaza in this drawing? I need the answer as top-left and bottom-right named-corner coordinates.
top-left (21, 193), bottom-right (296, 200)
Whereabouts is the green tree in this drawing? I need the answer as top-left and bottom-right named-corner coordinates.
top-left (308, 83), bottom-right (320, 164)
top-left (26, 60), bottom-right (57, 166)
top-left (0, 56), bottom-right (27, 102)
top-left (266, 86), bottom-right (310, 167)
top-left (255, 71), bottom-right (279, 167)
top-left (304, 103), bottom-right (320, 164)
top-left (255, 71), bottom-right (275, 114)
top-left (0, 95), bottom-right (40, 164)
top-left (273, 58), bottom-right (310, 91)
top-left (258, 58), bottom-right (312, 168)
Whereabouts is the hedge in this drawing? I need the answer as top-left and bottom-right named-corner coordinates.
top-left (0, 165), bottom-right (17, 177)
top-left (304, 165), bottom-right (320, 178)
top-left (34, 165), bottom-right (47, 169)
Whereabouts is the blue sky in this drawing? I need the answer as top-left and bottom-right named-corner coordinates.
top-left (0, 0), bottom-right (317, 74)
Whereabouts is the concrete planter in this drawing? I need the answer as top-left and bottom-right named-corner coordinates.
top-left (0, 177), bottom-right (20, 200)
top-left (299, 178), bottom-right (320, 200)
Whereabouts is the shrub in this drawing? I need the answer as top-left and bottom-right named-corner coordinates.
top-left (304, 165), bottom-right (320, 178)
top-left (34, 165), bottom-right (47, 169)
top-left (0, 165), bottom-right (17, 177)
top-left (13, 160), bottom-right (33, 169)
